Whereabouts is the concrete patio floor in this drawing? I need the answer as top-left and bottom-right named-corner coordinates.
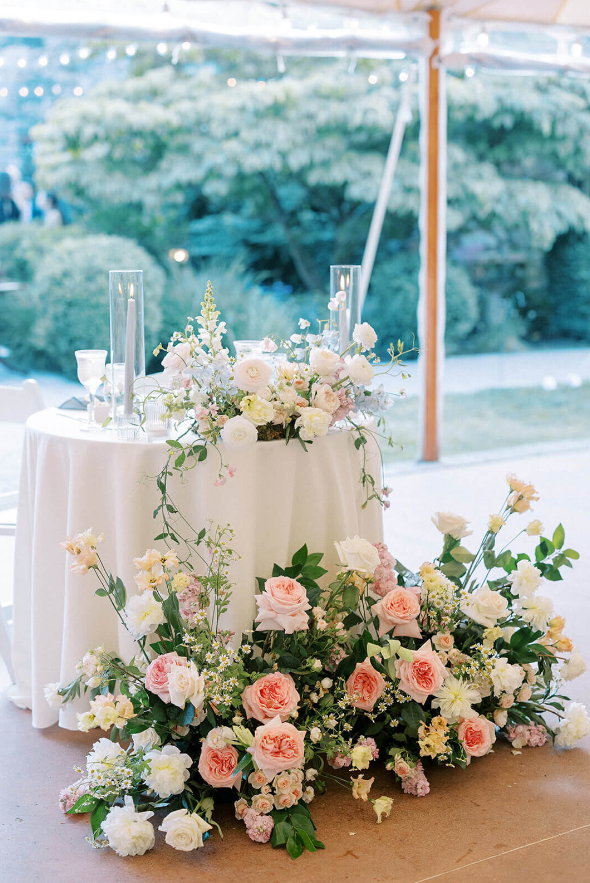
top-left (0, 446), bottom-right (588, 882)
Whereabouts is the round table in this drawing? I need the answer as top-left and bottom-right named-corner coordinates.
top-left (10, 409), bottom-right (384, 729)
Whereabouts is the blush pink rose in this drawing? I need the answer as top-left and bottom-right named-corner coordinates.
top-left (242, 672), bottom-right (300, 724)
top-left (394, 640), bottom-right (447, 704)
top-left (345, 659), bottom-right (386, 712)
top-left (457, 716), bottom-right (496, 757)
top-left (145, 652), bottom-right (187, 703)
top-left (373, 587), bottom-right (422, 639)
top-left (255, 576), bottom-right (310, 634)
top-left (198, 742), bottom-right (241, 789)
top-left (248, 715), bottom-right (305, 780)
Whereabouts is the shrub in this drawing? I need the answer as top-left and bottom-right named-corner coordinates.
top-left (26, 235), bottom-right (165, 378)
top-left (545, 231), bottom-right (590, 342)
top-left (0, 221), bottom-right (71, 284)
top-left (362, 249), bottom-right (479, 357)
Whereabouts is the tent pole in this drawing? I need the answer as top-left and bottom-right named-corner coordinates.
top-left (360, 67), bottom-right (416, 312)
top-left (418, 7), bottom-right (446, 462)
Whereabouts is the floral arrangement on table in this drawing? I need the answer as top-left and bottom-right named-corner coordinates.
top-left (146, 282), bottom-right (413, 508)
top-left (48, 472), bottom-right (588, 861)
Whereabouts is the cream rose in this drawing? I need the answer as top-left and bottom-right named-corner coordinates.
top-left (240, 394), bottom-right (274, 426)
top-left (460, 585), bottom-right (509, 628)
top-left (345, 353), bottom-right (374, 385)
top-left (309, 348), bottom-right (341, 377)
top-left (221, 415), bottom-right (258, 449)
top-left (166, 661), bottom-right (205, 712)
top-left (335, 536), bottom-right (381, 575)
top-left (159, 809), bottom-right (211, 851)
top-left (233, 357), bottom-right (273, 392)
top-left (311, 383), bottom-right (340, 414)
top-left (295, 407), bottom-right (332, 441)
top-left (431, 511), bottom-right (473, 539)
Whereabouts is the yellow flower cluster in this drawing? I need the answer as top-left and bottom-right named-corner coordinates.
top-left (418, 716), bottom-right (450, 759)
top-left (506, 473), bottom-right (539, 514)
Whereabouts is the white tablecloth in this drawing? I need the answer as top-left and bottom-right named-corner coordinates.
top-left (10, 409), bottom-right (383, 729)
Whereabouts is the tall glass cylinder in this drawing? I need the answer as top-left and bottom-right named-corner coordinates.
top-left (329, 265), bottom-right (361, 354)
top-left (109, 270), bottom-right (145, 425)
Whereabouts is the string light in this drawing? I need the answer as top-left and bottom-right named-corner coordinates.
top-left (227, 77), bottom-right (236, 87)
top-left (125, 44), bottom-right (137, 56)
top-left (38, 55), bottom-right (48, 66)
top-left (182, 41), bottom-right (191, 50)
top-left (465, 66), bottom-right (475, 77)
top-left (368, 73), bottom-right (378, 84)
top-left (17, 58), bottom-right (27, 68)
top-left (19, 86), bottom-right (28, 97)
top-left (78, 47), bottom-right (90, 59)
top-left (571, 41), bottom-right (584, 57)
top-left (73, 86), bottom-right (84, 96)
top-left (0, 88), bottom-right (7, 97)
top-left (34, 86), bottom-right (44, 96)
top-left (59, 53), bottom-right (70, 65)
top-left (169, 248), bottom-right (189, 263)
top-left (52, 84), bottom-right (62, 95)
top-left (106, 48), bottom-right (117, 60)
top-left (477, 31), bottom-right (489, 47)
top-left (399, 70), bottom-right (409, 82)
top-left (156, 42), bottom-right (168, 55)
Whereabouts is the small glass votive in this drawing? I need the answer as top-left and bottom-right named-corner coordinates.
top-left (144, 399), bottom-right (170, 442)
top-left (116, 414), bottom-right (140, 441)
top-left (234, 340), bottom-right (264, 359)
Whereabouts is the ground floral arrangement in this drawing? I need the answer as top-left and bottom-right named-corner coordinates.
top-left (47, 473), bottom-right (589, 860)
top-left (146, 282), bottom-right (414, 508)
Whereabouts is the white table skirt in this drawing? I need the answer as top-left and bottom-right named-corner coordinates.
top-left (10, 409), bottom-right (383, 729)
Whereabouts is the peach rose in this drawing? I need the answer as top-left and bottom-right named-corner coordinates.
top-left (346, 659), bottom-right (386, 712)
top-left (394, 640), bottom-right (447, 704)
top-left (242, 672), bottom-right (300, 724)
top-left (457, 716), bottom-right (496, 757)
top-left (255, 576), bottom-right (310, 634)
top-left (373, 587), bottom-right (422, 639)
top-left (198, 742), bottom-right (241, 789)
top-left (393, 757), bottom-right (413, 779)
top-left (145, 652), bottom-right (187, 703)
top-left (248, 715), bottom-right (305, 780)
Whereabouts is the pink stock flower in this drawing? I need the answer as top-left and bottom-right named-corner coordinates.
top-left (58, 779), bottom-right (90, 813)
top-left (243, 809), bottom-right (274, 843)
top-left (346, 659), bottom-right (386, 712)
top-left (242, 672), bottom-right (300, 724)
top-left (328, 752), bottom-right (352, 769)
top-left (373, 587), bottom-right (422, 639)
top-left (506, 723), bottom-right (548, 749)
top-left (176, 576), bottom-right (204, 626)
top-left (401, 760), bottom-right (430, 796)
top-left (145, 652), bottom-right (187, 703)
top-left (358, 736), bottom-right (379, 760)
top-left (198, 743), bottom-right (241, 789)
top-left (254, 576), bottom-right (310, 634)
top-left (372, 543), bottom-right (398, 597)
top-left (394, 640), bottom-right (447, 704)
top-left (248, 716), bottom-right (305, 780)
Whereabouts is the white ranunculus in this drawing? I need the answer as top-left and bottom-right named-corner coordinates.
top-left (431, 511), bottom-right (473, 540)
top-left (353, 322), bottom-right (378, 350)
top-left (142, 745), bottom-right (192, 799)
top-left (132, 727), bottom-right (162, 751)
top-left (309, 347), bottom-right (341, 377)
top-left (345, 353), bottom-right (374, 385)
top-left (312, 383), bottom-right (340, 414)
top-left (555, 702), bottom-right (590, 749)
top-left (162, 342), bottom-right (192, 376)
top-left (295, 407), bottom-right (332, 441)
top-left (460, 585), bottom-right (509, 628)
top-left (221, 415), bottom-right (258, 449)
top-left (507, 560), bottom-right (542, 597)
top-left (101, 796), bottom-right (155, 857)
top-left (166, 661), bottom-right (205, 711)
top-left (239, 394), bottom-right (274, 426)
top-left (86, 737), bottom-right (125, 778)
top-left (490, 658), bottom-right (525, 697)
top-left (334, 536), bottom-right (381, 575)
top-left (123, 592), bottom-right (165, 639)
top-left (516, 594), bottom-right (554, 631)
top-left (44, 682), bottom-right (64, 710)
top-left (560, 647), bottom-right (587, 682)
top-left (233, 357), bottom-right (273, 393)
top-left (159, 809), bottom-right (212, 851)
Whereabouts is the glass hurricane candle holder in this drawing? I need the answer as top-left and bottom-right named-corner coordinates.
top-left (109, 270), bottom-right (145, 431)
top-left (329, 265), bottom-right (361, 354)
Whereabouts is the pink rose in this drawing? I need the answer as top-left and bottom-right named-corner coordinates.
top-left (457, 716), bottom-right (496, 757)
top-left (345, 659), bottom-right (386, 712)
top-left (248, 715), bottom-right (306, 780)
top-left (145, 652), bottom-right (187, 703)
top-left (242, 672), bottom-right (300, 724)
top-left (198, 742), bottom-right (241, 789)
top-left (373, 587), bottom-right (422, 639)
top-left (394, 640), bottom-right (447, 704)
top-left (255, 576), bottom-right (310, 634)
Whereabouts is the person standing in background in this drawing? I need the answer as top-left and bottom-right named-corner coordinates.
top-left (43, 192), bottom-right (68, 227)
top-left (0, 171), bottom-right (20, 224)
top-left (15, 180), bottom-right (43, 224)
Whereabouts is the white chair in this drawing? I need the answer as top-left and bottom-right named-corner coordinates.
top-left (0, 379), bottom-right (45, 681)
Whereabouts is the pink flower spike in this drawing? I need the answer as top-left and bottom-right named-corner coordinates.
top-left (228, 464), bottom-right (237, 478)
top-left (214, 477), bottom-right (226, 487)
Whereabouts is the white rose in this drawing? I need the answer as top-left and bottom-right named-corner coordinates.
top-left (460, 585), bottom-right (509, 628)
top-left (44, 682), bottom-right (64, 710)
top-left (353, 322), bottom-right (378, 350)
top-left (517, 684), bottom-right (532, 702)
top-left (431, 511), bottom-right (473, 540)
top-left (494, 708), bottom-right (508, 727)
top-left (101, 796), bottom-right (155, 857)
top-left (310, 727), bottom-right (322, 743)
top-left (159, 808), bottom-right (211, 851)
top-left (555, 702), bottom-right (590, 749)
top-left (516, 595), bottom-right (554, 631)
top-left (221, 415), bottom-right (258, 449)
top-left (490, 659), bottom-right (525, 697)
top-left (507, 560), bottom-right (543, 597)
top-left (344, 353), bottom-right (374, 385)
top-left (239, 394), bottom-right (274, 425)
top-left (142, 745), bottom-right (192, 799)
top-left (132, 727), bottom-right (162, 751)
top-left (334, 536), bottom-right (381, 575)
top-left (86, 737), bottom-right (125, 778)
top-left (278, 385), bottom-right (297, 406)
top-left (123, 592), bottom-right (165, 639)
top-left (295, 407), bottom-right (332, 441)
top-left (312, 383), bottom-right (340, 414)
top-left (309, 348), bottom-right (341, 377)
top-left (167, 661), bottom-right (205, 711)
top-left (560, 647), bottom-right (587, 682)
top-left (233, 357), bottom-right (273, 392)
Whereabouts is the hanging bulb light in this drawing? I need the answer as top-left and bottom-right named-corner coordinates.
top-left (126, 44), bottom-right (137, 57)
top-left (78, 47), bottom-right (90, 59)
top-left (465, 66), bottom-right (475, 77)
top-left (399, 70), bottom-right (409, 82)
top-left (19, 86), bottom-right (29, 97)
top-left (156, 42), bottom-right (168, 56)
top-left (59, 53), bottom-right (70, 66)
top-left (477, 30), bottom-right (489, 47)
top-left (34, 86), bottom-right (44, 96)
top-left (38, 55), bottom-right (48, 67)
top-left (17, 58), bottom-right (27, 68)
top-left (106, 48), bottom-right (117, 61)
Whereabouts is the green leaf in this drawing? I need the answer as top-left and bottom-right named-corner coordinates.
top-left (271, 820), bottom-right (292, 847)
top-left (564, 548), bottom-right (580, 560)
top-left (166, 439), bottom-right (182, 448)
top-left (366, 642), bottom-right (382, 658)
top-left (113, 577), bottom-right (126, 609)
top-left (440, 560), bottom-right (467, 579)
top-left (552, 523), bottom-right (565, 549)
top-left (90, 801), bottom-right (109, 837)
top-left (450, 546), bottom-right (475, 563)
top-left (495, 550), bottom-right (513, 570)
top-left (483, 550), bottom-right (496, 570)
top-left (68, 793), bottom-right (99, 815)
top-left (291, 545), bottom-right (308, 568)
top-left (297, 829), bottom-right (317, 852)
top-left (286, 834), bottom-right (304, 860)
top-left (94, 588), bottom-right (108, 597)
top-left (401, 702), bottom-right (427, 732)
top-left (342, 584), bottom-right (359, 608)
top-left (175, 452), bottom-right (186, 468)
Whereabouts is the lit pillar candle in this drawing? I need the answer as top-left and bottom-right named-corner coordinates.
top-left (123, 282), bottom-right (136, 415)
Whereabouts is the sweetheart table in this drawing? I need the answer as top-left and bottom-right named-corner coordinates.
top-left (10, 408), bottom-right (383, 729)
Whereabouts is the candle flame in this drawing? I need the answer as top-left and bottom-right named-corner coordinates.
top-left (129, 282), bottom-right (135, 299)
top-left (118, 282), bottom-right (122, 295)
top-left (340, 274), bottom-right (345, 291)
